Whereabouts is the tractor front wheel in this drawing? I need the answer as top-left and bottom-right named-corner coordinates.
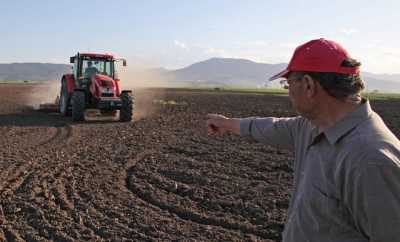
top-left (119, 92), bottom-right (133, 122)
top-left (71, 91), bottom-right (86, 121)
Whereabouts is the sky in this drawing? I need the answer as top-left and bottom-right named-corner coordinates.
top-left (1, 0), bottom-right (400, 74)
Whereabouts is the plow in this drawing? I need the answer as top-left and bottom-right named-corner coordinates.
top-left (39, 52), bottom-right (133, 122)
top-left (39, 96), bottom-right (59, 113)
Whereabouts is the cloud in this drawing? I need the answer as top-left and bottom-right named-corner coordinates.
top-left (235, 41), bottom-right (270, 47)
top-left (339, 28), bottom-right (359, 35)
top-left (278, 43), bottom-right (298, 49)
top-left (203, 47), bottom-right (228, 56)
top-left (353, 45), bottom-right (400, 73)
top-left (189, 42), bottom-right (296, 64)
top-left (174, 40), bottom-right (188, 50)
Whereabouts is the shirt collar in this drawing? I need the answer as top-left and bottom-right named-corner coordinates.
top-left (323, 99), bottom-right (372, 145)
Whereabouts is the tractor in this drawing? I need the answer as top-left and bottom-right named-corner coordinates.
top-left (59, 52), bottom-right (133, 122)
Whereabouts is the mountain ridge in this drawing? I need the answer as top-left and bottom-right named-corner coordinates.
top-left (0, 63), bottom-right (71, 81)
top-left (1, 58), bottom-right (399, 92)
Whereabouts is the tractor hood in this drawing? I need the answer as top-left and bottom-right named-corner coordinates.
top-left (94, 74), bottom-right (115, 86)
top-left (90, 74), bottom-right (121, 98)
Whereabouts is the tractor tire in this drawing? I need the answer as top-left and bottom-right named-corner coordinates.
top-left (71, 91), bottom-right (86, 122)
top-left (119, 92), bottom-right (133, 122)
top-left (60, 80), bottom-right (71, 116)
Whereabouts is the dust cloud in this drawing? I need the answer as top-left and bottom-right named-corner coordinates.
top-left (27, 81), bottom-right (60, 110)
top-left (117, 65), bottom-right (176, 120)
top-left (118, 66), bottom-right (169, 89)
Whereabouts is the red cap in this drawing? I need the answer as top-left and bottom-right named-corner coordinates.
top-left (269, 38), bottom-right (360, 81)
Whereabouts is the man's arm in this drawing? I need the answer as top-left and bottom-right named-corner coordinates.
top-left (206, 114), bottom-right (241, 135)
top-left (206, 114), bottom-right (304, 150)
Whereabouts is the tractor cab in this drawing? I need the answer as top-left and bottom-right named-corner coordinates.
top-left (70, 53), bottom-right (126, 87)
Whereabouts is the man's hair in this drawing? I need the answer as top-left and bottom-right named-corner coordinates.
top-left (296, 59), bottom-right (365, 100)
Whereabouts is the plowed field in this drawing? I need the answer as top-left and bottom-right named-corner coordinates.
top-left (0, 84), bottom-right (399, 242)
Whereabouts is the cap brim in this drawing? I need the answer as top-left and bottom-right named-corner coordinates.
top-left (268, 69), bottom-right (289, 81)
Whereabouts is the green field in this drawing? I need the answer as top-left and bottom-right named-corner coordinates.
top-left (163, 86), bottom-right (288, 95)
top-left (164, 87), bottom-right (400, 100)
top-left (0, 80), bottom-right (41, 84)
top-left (362, 92), bottom-right (400, 100)
top-left (1, 80), bottom-right (398, 100)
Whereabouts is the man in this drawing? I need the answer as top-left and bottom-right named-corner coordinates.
top-left (206, 38), bottom-right (400, 242)
top-left (84, 61), bottom-right (99, 79)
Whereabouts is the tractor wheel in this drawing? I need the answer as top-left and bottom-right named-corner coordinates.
top-left (119, 92), bottom-right (133, 122)
top-left (60, 80), bottom-right (71, 116)
top-left (71, 91), bottom-right (86, 122)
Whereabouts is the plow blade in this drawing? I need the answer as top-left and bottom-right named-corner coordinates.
top-left (38, 103), bottom-right (59, 113)
top-left (38, 96), bottom-right (60, 113)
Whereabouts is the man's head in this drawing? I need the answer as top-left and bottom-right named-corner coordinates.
top-left (88, 61), bottom-right (93, 67)
top-left (269, 38), bottom-right (361, 81)
top-left (269, 38), bottom-right (364, 118)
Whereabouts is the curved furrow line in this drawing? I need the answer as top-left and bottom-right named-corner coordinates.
top-left (126, 174), bottom-right (277, 240)
top-left (61, 160), bottom-right (158, 241)
top-left (0, 162), bottom-right (28, 194)
top-left (35, 125), bottom-right (74, 147)
top-left (0, 164), bottom-right (36, 197)
top-left (124, 152), bottom-right (278, 241)
top-left (2, 226), bottom-right (25, 242)
top-left (69, 193), bottom-right (156, 241)
top-left (24, 172), bottom-right (104, 241)
top-left (78, 204), bottom-right (153, 241)
top-left (22, 203), bottom-right (76, 242)
top-left (51, 178), bottom-right (75, 211)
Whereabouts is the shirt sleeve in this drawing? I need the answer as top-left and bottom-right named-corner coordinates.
top-left (239, 116), bottom-right (304, 150)
top-left (344, 151), bottom-right (400, 241)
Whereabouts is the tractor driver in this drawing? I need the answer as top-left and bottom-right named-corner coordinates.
top-left (84, 61), bottom-right (99, 80)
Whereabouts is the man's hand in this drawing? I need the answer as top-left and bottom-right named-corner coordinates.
top-left (206, 114), bottom-right (240, 136)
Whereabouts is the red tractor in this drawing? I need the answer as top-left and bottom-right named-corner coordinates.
top-left (59, 53), bottom-right (133, 122)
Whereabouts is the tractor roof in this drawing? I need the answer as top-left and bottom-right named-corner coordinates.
top-left (79, 53), bottom-right (114, 59)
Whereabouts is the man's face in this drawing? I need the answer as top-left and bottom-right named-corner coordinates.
top-left (285, 72), bottom-right (314, 117)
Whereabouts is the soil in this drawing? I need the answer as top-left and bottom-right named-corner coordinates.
top-left (0, 84), bottom-right (399, 242)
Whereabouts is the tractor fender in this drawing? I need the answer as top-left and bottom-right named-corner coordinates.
top-left (62, 74), bottom-right (76, 94)
top-left (119, 90), bottom-right (132, 97)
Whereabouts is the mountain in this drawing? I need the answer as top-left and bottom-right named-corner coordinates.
top-left (166, 57), bottom-right (287, 87)
top-left (359, 74), bottom-right (400, 93)
top-left (1, 59), bottom-right (399, 93)
top-left (162, 58), bottom-right (400, 92)
top-left (362, 72), bottom-right (400, 82)
top-left (0, 63), bottom-right (71, 81)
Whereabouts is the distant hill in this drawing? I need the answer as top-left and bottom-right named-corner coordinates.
top-left (361, 72), bottom-right (400, 92)
top-left (164, 57), bottom-right (287, 87)
top-left (161, 58), bottom-right (400, 92)
top-left (0, 63), bottom-right (71, 81)
top-left (1, 59), bottom-right (399, 93)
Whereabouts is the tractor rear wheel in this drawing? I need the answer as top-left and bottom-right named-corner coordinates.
top-left (71, 91), bottom-right (86, 121)
top-left (119, 92), bottom-right (133, 122)
top-left (60, 80), bottom-right (71, 116)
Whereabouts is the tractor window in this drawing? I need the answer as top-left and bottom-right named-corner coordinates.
top-left (82, 59), bottom-right (113, 78)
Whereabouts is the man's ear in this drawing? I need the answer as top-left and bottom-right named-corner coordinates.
top-left (302, 74), bottom-right (317, 98)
